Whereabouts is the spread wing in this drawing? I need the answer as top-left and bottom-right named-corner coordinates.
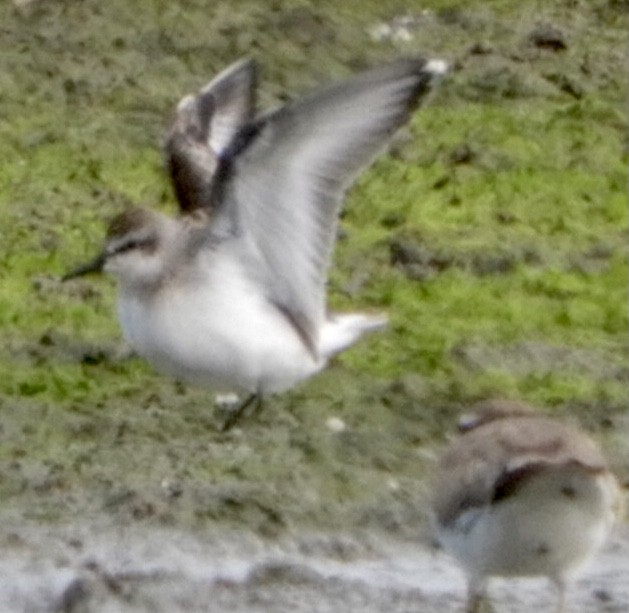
top-left (165, 59), bottom-right (257, 214)
top-left (209, 59), bottom-right (447, 348)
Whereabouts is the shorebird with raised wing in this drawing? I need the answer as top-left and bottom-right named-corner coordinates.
top-left (64, 58), bottom-right (447, 430)
top-left (431, 400), bottom-right (621, 613)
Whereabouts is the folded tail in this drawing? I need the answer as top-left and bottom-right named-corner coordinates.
top-left (319, 312), bottom-right (388, 359)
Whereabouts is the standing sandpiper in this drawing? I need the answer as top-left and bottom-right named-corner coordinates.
top-left (431, 400), bottom-right (621, 613)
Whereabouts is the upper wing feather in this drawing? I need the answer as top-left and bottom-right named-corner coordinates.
top-left (211, 59), bottom-right (447, 347)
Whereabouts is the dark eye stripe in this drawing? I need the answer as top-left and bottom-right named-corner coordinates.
top-left (114, 237), bottom-right (157, 255)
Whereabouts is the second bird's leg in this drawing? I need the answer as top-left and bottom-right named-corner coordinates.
top-left (551, 575), bottom-right (567, 613)
top-left (466, 578), bottom-right (490, 613)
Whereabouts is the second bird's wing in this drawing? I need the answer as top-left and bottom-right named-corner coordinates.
top-left (166, 59), bottom-right (257, 214)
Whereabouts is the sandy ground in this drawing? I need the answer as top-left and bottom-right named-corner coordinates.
top-left (1, 517), bottom-right (627, 613)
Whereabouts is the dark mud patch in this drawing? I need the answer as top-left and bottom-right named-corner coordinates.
top-left (388, 233), bottom-right (542, 280)
top-left (451, 340), bottom-right (628, 382)
top-left (7, 329), bottom-right (130, 368)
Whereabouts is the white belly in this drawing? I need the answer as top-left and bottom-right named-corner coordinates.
top-left (437, 470), bottom-right (617, 580)
top-left (116, 258), bottom-right (323, 394)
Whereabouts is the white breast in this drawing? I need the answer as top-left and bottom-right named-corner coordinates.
top-left (116, 253), bottom-right (323, 394)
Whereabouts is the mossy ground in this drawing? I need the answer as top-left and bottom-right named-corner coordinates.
top-left (0, 0), bottom-right (627, 534)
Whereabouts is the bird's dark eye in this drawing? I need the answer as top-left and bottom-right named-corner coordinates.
top-left (119, 240), bottom-right (139, 253)
top-left (112, 236), bottom-right (158, 256)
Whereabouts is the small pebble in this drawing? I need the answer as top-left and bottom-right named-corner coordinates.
top-left (325, 416), bottom-right (347, 433)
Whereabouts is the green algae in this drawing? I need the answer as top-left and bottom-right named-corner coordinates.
top-left (0, 0), bottom-right (626, 532)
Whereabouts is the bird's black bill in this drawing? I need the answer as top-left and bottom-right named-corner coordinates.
top-left (61, 253), bottom-right (106, 281)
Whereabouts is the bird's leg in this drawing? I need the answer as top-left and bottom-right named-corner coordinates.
top-left (249, 393), bottom-right (265, 419)
top-left (466, 577), bottom-right (489, 613)
top-left (551, 575), bottom-right (567, 613)
top-left (218, 392), bottom-right (261, 432)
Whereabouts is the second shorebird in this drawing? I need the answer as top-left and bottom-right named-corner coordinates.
top-left (64, 58), bottom-right (447, 429)
top-left (431, 400), bottom-right (621, 613)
